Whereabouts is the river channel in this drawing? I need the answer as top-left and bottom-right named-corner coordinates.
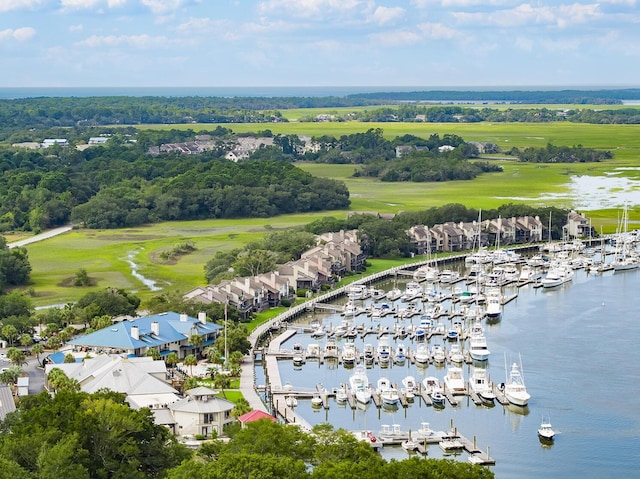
top-left (255, 259), bottom-right (640, 479)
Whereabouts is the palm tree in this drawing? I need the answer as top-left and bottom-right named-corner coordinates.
top-left (183, 354), bottom-right (198, 377)
top-left (31, 343), bottom-right (45, 364)
top-left (146, 348), bottom-right (160, 360)
top-left (7, 347), bottom-right (25, 367)
top-left (188, 333), bottom-right (204, 357)
top-left (165, 351), bottom-right (179, 369)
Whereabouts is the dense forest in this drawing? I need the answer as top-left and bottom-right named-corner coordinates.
top-left (0, 126), bottom-right (513, 231)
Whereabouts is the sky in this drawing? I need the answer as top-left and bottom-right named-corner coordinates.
top-left (1, 0), bottom-right (639, 88)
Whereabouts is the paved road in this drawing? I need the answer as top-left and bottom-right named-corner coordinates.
top-left (8, 225), bottom-right (73, 249)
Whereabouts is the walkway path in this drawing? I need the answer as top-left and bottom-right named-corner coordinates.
top-left (8, 225), bottom-right (73, 248)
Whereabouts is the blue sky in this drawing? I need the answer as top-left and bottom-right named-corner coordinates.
top-left (1, 0), bottom-right (639, 88)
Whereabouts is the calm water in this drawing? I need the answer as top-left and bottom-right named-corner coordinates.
top-left (256, 263), bottom-right (640, 479)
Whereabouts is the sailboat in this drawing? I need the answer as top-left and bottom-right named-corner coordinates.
top-left (611, 203), bottom-right (639, 271)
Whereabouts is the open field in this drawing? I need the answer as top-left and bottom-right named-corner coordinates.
top-left (15, 120), bottom-right (640, 307)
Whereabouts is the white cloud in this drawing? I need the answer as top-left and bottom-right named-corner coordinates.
top-left (69, 24), bottom-right (84, 31)
top-left (369, 6), bottom-right (404, 25)
top-left (411, 0), bottom-right (515, 6)
top-left (0, 27), bottom-right (36, 43)
top-left (140, 0), bottom-right (193, 15)
top-left (60, 0), bottom-right (102, 9)
top-left (452, 3), bottom-right (601, 28)
top-left (173, 17), bottom-right (213, 35)
top-left (258, 0), bottom-right (366, 18)
top-left (599, 0), bottom-right (635, 4)
top-left (0, 0), bottom-right (46, 12)
top-left (417, 22), bottom-right (458, 39)
top-left (75, 33), bottom-right (170, 48)
top-left (370, 30), bottom-right (423, 46)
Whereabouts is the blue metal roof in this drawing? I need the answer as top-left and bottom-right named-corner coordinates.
top-left (68, 312), bottom-right (221, 350)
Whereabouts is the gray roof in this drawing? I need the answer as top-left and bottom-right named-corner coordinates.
top-left (0, 385), bottom-right (16, 420)
top-left (168, 395), bottom-right (235, 414)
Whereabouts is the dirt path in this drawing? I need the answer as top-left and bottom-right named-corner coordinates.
top-left (8, 225), bottom-right (73, 248)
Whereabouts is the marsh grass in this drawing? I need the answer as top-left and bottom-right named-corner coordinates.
top-left (18, 120), bottom-right (640, 307)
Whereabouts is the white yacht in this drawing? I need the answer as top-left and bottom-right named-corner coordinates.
top-left (484, 287), bottom-right (502, 320)
top-left (469, 367), bottom-right (495, 402)
top-left (347, 284), bottom-right (369, 300)
top-left (393, 342), bottom-right (407, 365)
top-left (541, 263), bottom-right (574, 288)
top-left (538, 417), bottom-right (556, 441)
top-left (431, 344), bottom-right (446, 363)
top-left (377, 337), bottom-right (391, 364)
top-left (448, 343), bottom-right (464, 364)
top-left (503, 358), bottom-right (531, 406)
top-left (443, 366), bottom-right (466, 394)
top-left (468, 322), bottom-right (491, 361)
top-left (349, 365), bottom-right (372, 404)
top-left (401, 281), bottom-right (423, 301)
top-left (401, 376), bottom-right (418, 400)
top-left (323, 338), bottom-right (339, 359)
top-left (422, 376), bottom-right (443, 395)
top-left (341, 341), bottom-right (357, 365)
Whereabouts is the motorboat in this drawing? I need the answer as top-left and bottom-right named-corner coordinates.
top-left (413, 264), bottom-right (439, 282)
top-left (347, 284), bottom-right (369, 300)
top-left (305, 343), bottom-right (320, 359)
top-left (378, 424), bottom-right (405, 440)
top-left (401, 375), bottom-right (418, 400)
top-left (401, 438), bottom-right (419, 452)
top-left (414, 343), bottom-right (430, 364)
top-left (335, 385), bottom-right (348, 404)
top-left (431, 344), bottom-right (446, 364)
top-left (469, 367), bottom-right (495, 402)
top-left (341, 341), bottom-right (357, 365)
top-left (439, 269), bottom-right (460, 284)
top-left (468, 322), bottom-right (491, 361)
top-left (448, 343), bottom-right (464, 364)
top-left (541, 264), bottom-right (574, 288)
top-left (377, 337), bottom-right (391, 364)
top-left (446, 322), bottom-right (462, 341)
top-left (443, 366), bottom-right (466, 394)
top-left (292, 342), bottom-right (305, 365)
top-left (401, 281), bottom-right (423, 301)
top-left (414, 422), bottom-right (435, 441)
top-left (538, 417), bottom-right (556, 441)
top-left (323, 338), bottom-right (339, 359)
top-left (311, 393), bottom-right (323, 408)
top-left (349, 365), bottom-right (372, 404)
top-left (387, 287), bottom-right (403, 302)
top-left (439, 434), bottom-right (464, 452)
top-left (370, 288), bottom-right (387, 301)
top-left (484, 287), bottom-right (502, 319)
top-left (363, 343), bottom-right (375, 364)
top-left (422, 376), bottom-right (443, 395)
top-left (430, 390), bottom-right (446, 406)
top-left (503, 357), bottom-right (531, 406)
top-left (310, 325), bottom-right (326, 338)
top-left (285, 395), bottom-right (297, 408)
top-left (393, 342), bottom-right (407, 365)
top-left (376, 377), bottom-right (400, 406)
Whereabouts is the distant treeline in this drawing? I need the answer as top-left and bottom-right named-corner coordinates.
top-left (347, 89), bottom-right (640, 104)
top-left (335, 105), bottom-right (640, 124)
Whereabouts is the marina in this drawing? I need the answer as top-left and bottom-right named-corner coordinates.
top-left (252, 243), bottom-right (640, 478)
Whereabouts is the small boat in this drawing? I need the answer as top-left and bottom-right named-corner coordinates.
top-left (285, 395), bottom-right (297, 408)
top-left (377, 337), bottom-right (391, 364)
top-left (393, 343), bottom-right (407, 365)
top-left (311, 393), bottom-right (323, 408)
top-left (422, 376), bottom-right (443, 395)
top-left (401, 435), bottom-right (419, 452)
top-left (335, 385), bottom-right (348, 404)
top-left (415, 422), bottom-right (435, 441)
top-left (484, 287), bottom-right (502, 319)
top-left (348, 284), bottom-right (369, 300)
top-left (377, 377), bottom-right (400, 406)
top-left (401, 376), bottom-right (417, 401)
top-left (363, 343), bottom-right (375, 364)
top-left (430, 390), bottom-right (446, 406)
top-left (439, 434), bottom-right (464, 452)
top-left (387, 287), bottom-right (403, 302)
top-left (310, 325), bottom-right (326, 338)
top-left (431, 344), bottom-right (446, 363)
top-left (541, 264), bottom-right (574, 288)
top-left (448, 343), bottom-right (464, 364)
top-left (371, 288), bottom-right (387, 301)
top-left (414, 343), bottom-right (430, 364)
top-left (401, 281), bottom-right (423, 301)
top-left (538, 417), bottom-right (556, 441)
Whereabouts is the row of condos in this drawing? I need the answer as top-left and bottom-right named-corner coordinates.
top-left (407, 215), bottom-right (551, 254)
top-left (184, 230), bottom-right (366, 317)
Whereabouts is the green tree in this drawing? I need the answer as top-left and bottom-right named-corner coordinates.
top-left (1, 324), bottom-right (19, 346)
top-left (165, 351), bottom-right (179, 369)
top-left (19, 333), bottom-right (32, 349)
top-left (36, 433), bottom-right (91, 479)
top-left (231, 249), bottom-right (278, 277)
top-left (31, 343), bottom-right (45, 363)
top-left (73, 268), bottom-right (91, 287)
top-left (183, 354), bottom-right (197, 377)
top-left (7, 347), bottom-right (25, 366)
top-left (146, 348), bottom-right (160, 360)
